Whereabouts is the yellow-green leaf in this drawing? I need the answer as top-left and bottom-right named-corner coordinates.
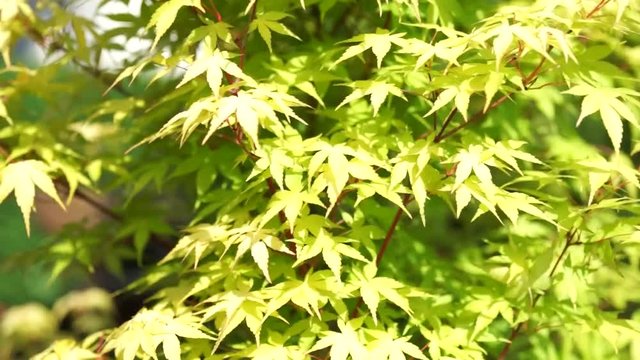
top-left (162, 334), bottom-right (181, 360)
top-left (0, 100), bottom-right (12, 124)
top-left (250, 12), bottom-right (301, 53)
top-left (493, 24), bottom-right (513, 69)
top-left (148, 0), bottom-right (204, 49)
top-left (251, 241), bottom-right (272, 282)
top-left (600, 103), bottom-right (623, 152)
top-left (0, 160), bottom-right (65, 236)
top-left (484, 72), bottom-right (503, 112)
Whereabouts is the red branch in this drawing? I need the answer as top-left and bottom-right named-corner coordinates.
top-left (207, 0), bottom-right (223, 22)
top-left (350, 194), bottom-right (412, 318)
top-left (376, 194), bottom-right (412, 266)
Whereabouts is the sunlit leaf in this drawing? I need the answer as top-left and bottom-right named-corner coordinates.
top-left (0, 160), bottom-right (64, 236)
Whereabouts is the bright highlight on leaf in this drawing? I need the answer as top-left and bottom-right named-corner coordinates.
top-left (0, 160), bottom-right (64, 236)
top-left (353, 263), bottom-right (414, 324)
top-left (333, 31), bottom-right (407, 68)
top-left (176, 50), bottom-right (253, 96)
top-left (309, 319), bottom-right (369, 360)
top-left (294, 229), bottom-right (368, 281)
top-left (5, 0), bottom-right (640, 359)
top-left (250, 12), bottom-right (301, 53)
top-left (103, 309), bottom-right (212, 360)
top-left (565, 85), bottom-right (639, 152)
top-left (337, 81), bottom-right (407, 116)
top-left (148, 0), bottom-right (204, 49)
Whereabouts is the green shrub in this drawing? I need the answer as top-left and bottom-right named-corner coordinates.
top-left (1, 0), bottom-right (640, 359)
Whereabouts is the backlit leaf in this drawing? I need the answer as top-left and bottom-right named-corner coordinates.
top-left (148, 0), bottom-right (203, 49)
top-left (0, 160), bottom-right (64, 236)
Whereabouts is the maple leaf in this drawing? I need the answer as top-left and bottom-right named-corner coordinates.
top-left (334, 30), bottom-right (407, 68)
top-left (250, 12), bottom-right (301, 53)
top-left (0, 160), bottom-right (65, 236)
top-left (366, 329), bottom-right (427, 360)
top-left (579, 154), bottom-right (640, 205)
top-left (564, 84), bottom-right (639, 152)
top-left (352, 263), bottom-right (414, 324)
top-left (176, 49), bottom-right (253, 96)
top-left (293, 229), bottom-right (368, 281)
top-left (103, 309), bottom-right (211, 360)
top-left (234, 228), bottom-right (295, 282)
top-left (453, 145), bottom-right (493, 187)
top-left (148, 0), bottom-right (204, 49)
top-left (337, 81), bottom-right (407, 116)
top-left (259, 189), bottom-right (324, 232)
top-left (201, 289), bottom-right (266, 353)
top-left (263, 270), bottom-right (342, 318)
top-left (309, 319), bottom-right (369, 360)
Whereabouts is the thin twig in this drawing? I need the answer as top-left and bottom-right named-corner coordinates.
top-left (432, 0), bottom-right (611, 145)
top-left (376, 194), bottom-right (412, 266)
top-left (432, 107), bottom-right (458, 142)
top-left (239, 1), bottom-right (259, 71)
top-left (435, 94), bottom-right (510, 143)
top-left (55, 182), bottom-right (123, 222)
top-left (585, 0), bottom-right (610, 19)
top-left (207, 0), bottom-right (223, 22)
top-left (351, 194), bottom-right (412, 318)
top-left (19, 18), bottom-right (131, 97)
top-left (497, 228), bottom-right (579, 360)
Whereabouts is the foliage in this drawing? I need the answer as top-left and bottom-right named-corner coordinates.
top-left (1, 0), bottom-right (640, 359)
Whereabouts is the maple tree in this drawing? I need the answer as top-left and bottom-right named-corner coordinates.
top-left (2, 0), bottom-right (640, 359)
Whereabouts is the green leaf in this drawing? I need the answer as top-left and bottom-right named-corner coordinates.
top-left (0, 100), bottom-right (12, 124)
top-left (264, 271), bottom-right (341, 319)
top-left (425, 87), bottom-right (457, 117)
top-left (453, 145), bottom-right (492, 187)
top-left (492, 23), bottom-right (513, 68)
top-left (334, 31), bottom-right (406, 68)
top-left (103, 309), bottom-right (211, 360)
top-left (511, 25), bottom-right (554, 63)
top-left (294, 229), bottom-right (368, 281)
top-left (309, 319), bottom-right (368, 360)
top-left (162, 334), bottom-right (181, 360)
top-left (367, 329), bottom-right (427, 360)
top-left (250, 12), bottom-right (301, 53)
top-left (177, 49), bottom-right (252, 95)
top-left (455, 184), bottom-right (472, 218)
top-left (201, 290), bottom-right (266, 352)
top-left (565, 85), bottom-right (639, 152)
top-left (483, 72), bottom-right (504, 112)
top-left (260, 189), bottom-right (323, 231)
top-left (353, 263), bottom-right (414, 324)
top-left (0, 160), bottom-right (64, 236)
top-left (148, 0), bottom-right (204, 49)
top-left (600, 103), bottom-right (623, 153)
top-left (337, 81), bottom-right (406, 116)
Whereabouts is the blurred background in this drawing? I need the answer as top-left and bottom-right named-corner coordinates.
top-left (0, 1), bottom-right (125, 357)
